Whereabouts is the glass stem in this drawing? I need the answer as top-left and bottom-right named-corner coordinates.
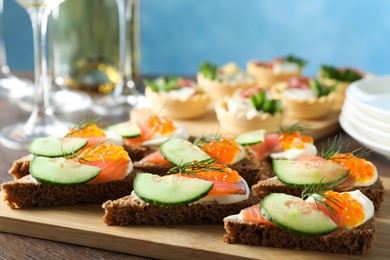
top-left (112, 0), bottom-right (129, 98)
top-left (125, 0), bottom-right (138, 93)
top-left (0, 0), bottom-right (10, 76)
top-left (24, 7), bottom-right (54, 133)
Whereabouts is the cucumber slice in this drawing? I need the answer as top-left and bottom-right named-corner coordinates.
top-left (106, 121), bottom-right (141, 138)
top-left (261, 193), bottom-right (338, 236)
top-left (29, 156), bottom-right (101, 185)
top-left (160, 138), bottom-right (211, 165)
top-left (133, 173), bottom-right (213, 206)
top-left (273, 159), bottom-right (349, 187)
top-left (28, 137), bottom-right (88, 157)
top-left (235, 130), bottom-right (265, 146)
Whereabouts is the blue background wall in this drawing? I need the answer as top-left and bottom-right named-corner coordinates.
top-left (4, 0), bottom-right (390, 77)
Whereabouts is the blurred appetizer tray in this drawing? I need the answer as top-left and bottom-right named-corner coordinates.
top-left (131, 107), bottom-right (341, 140)
top-left (1, 191), bottom-right (390, 259)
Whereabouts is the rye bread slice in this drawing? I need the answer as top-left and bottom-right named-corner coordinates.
top-left (251, 177), bottom-right (385, 210)
top-left (1, 174), bottom-right (135, 209)
top-left (9, 155), bottom-right (32, 180)
top-left (123, 144), bottom-right (160, 162)
top-left (103, 193), bottom-right (259, 225)
top-left (223, 217), bottom-right (376, 255)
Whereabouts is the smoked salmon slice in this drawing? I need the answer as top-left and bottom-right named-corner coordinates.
top-left (240, 204), bottom-right (272, 224)
top-left (78, 143), bottom-right (131, 184)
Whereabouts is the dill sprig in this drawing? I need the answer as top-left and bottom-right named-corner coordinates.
top-left (168, 158), bottom-right (225, 175)
top-left (321, 134), bottom-right (371, 160)
top-left (65, 140), bottom-right (115, 164)
top-left (194, 133), bottom-right (224, 146)
top-left (64, 116), bottom-right (101, 137)
top-left (75, 116), bottom-right (101, 130)
top-left (278, 121), bottom-right (311, 134)
top-left (301, 174), bottom-right (352, 217)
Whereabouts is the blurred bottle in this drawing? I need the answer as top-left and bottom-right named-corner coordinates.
top-left (49, 0), bottom-right (140, 94)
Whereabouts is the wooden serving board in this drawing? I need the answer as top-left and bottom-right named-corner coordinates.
top-left (0, 191), bottom-right (389, 260)
top-left (130, 108), bottom-right (341, 140)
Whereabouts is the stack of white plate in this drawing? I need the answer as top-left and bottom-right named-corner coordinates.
top-left (339, 76), bottom-right (390, 159)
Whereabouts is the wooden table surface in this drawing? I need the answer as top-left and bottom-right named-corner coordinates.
top-left (0, 73), bottom-right (389, 259)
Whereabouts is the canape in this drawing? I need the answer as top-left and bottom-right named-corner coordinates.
top-left (318, 65), bottom-right (364, 109)
top-left (224, 190), bottom-right (375, 255)
top-left (197, 62), bottom-right (256, 102)
top-left (214, 87), bottom-right (283, 135)
top-left (247, 55), bottom-right (306, 88)
top-left (272, 77), bottom-right (336, 119)
top-left (103, 138), bottom-right (259, 225)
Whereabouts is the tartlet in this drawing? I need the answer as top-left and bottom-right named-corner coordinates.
top-left (144, 77), bottom-right (210, 119)
top-left (272, 77), bottom-right (335, 120)
top-left (197, 62), bottom-right (256, 102)
top-left (247, 55), bottom-right (306, 88)
top-left (215, 87), bottom-right (283, 135)
top-left (318, 65), bottom-right (364, 110)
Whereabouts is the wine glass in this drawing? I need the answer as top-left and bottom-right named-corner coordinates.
top-left (16, 3), bottom-right (92, 113)
top-left (92, 0), bottom-right (149, 116)
top-left (0, 0), bottom-right (69, 150)
top-left (0, 0), bottom-right (33, 99)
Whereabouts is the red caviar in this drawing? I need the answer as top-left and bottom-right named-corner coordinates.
top-left (66, 124), bottom-right (106, 138)
top-left (193, 163), bottom-right (241, 183)
top-left (199, 138), bottom-right (241, 164)
top-left (331, 153), bottom-right (376, 184)
top-left (146, 116), bottom-right (176, 136)
top-left (278, 132), bottom-right (314, 150)
top-left (323, 191), bottom-right (365, 228)
top-left (80, 143), bottom-right (128, 162)
top-left (79, 143), bottom-right (130, 184)
top-left (65, 124), bottom-right (106, 148)
top-left (124, 116), bottom-right (176, 146)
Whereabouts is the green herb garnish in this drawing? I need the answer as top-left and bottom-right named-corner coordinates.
top-left (64, 139), bottom-right (115, 163)
top-left (309, 79), bottom-right (336, 98)
top-left (199, 62), bottom-right (219, 80)
top-left (301, 174), bottom-right (352, 217)
top-left (64, 116), bottom-right (101, 138)
top-left (321, 135), bottom-right (371, 160)
top-left (249, 90), bottom-right (282, 115)
top-left (284, 54), bottom-right (307, 68)
top-left (278, 121), bottom-right (311, 134)
top-left (320, 65), bottom-right (363, 82)
top-left (167, 158), bottom-right (222, 175)
top-left (144, 76), bottom-right (180, 93)
top-left (194, 133), bottom-right (223, 146)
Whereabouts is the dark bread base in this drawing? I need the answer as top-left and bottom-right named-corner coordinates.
top-left (223, 218), bottom-right (376, 255)
top-left (103, 194), bottom-right (260, 226)
top-left (9, 157), bottom-right (30, 180)
top-left (1, 174), bottom-right (135, 209)
top-left (251, 177), bottom-right (385, 210)
top-left (123, 144), bottom-right (159, 162)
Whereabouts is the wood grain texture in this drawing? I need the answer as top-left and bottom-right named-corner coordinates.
top-left (1, 192), bottom-right (389, 260)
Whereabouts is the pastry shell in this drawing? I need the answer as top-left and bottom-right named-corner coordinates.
top-left (197, 73), bottom-right (255, 102)
top-left (247, 61), bottom-right (302, 88)
top-left (145, 87), bottom-right (210, 119)
top-left (279, 91), bottom-right (336, 120)
top-left (319, 78), bottom-right (350, 110)
top-left (214, 98), bottom-right (283, 135)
